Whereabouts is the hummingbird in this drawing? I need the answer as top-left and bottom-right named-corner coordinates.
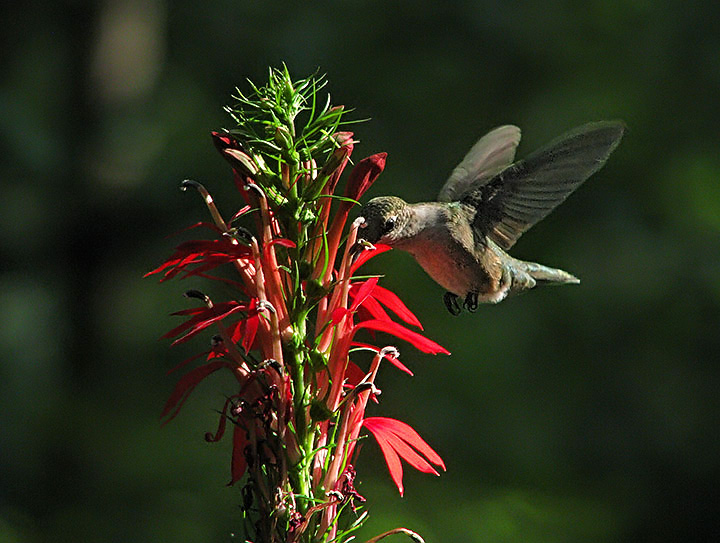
top-left (357, 121), bottom-right (625, 315)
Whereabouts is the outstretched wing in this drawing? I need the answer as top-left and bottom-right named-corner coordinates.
top-left (461, 121), bottom-right (625, 250)
top-left (437, 125), bottom-right (522, 203)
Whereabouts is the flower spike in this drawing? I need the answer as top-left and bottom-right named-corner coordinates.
top-left (151, 68), bottom-right (448, 543)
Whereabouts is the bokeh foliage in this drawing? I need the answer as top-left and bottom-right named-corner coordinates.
top-left (1, 1), bottom-right (719, 542)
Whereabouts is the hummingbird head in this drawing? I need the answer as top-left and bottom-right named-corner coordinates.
top-left (357, 196), bottom-right (411, 245)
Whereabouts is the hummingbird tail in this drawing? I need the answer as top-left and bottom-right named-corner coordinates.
top-left (523, 262), bottom-right (580, 286)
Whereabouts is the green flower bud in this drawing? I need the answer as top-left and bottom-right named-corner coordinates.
top-left (275, 125), bottom-right (293, 151)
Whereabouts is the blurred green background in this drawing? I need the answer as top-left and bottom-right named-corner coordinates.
top-left (2, 1), bottom-right (719, 541)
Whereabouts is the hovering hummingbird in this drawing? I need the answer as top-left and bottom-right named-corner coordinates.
top-left (357, 121), bottom-right (625, 315)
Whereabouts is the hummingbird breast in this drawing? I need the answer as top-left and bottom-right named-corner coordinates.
top-left (394, 203), bottom-right (500, 298)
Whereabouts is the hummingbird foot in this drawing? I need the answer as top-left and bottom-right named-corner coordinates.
top-left (463, 292), bottom-right (479, 313)
top-left (443, 292), bottom-right (461, 316)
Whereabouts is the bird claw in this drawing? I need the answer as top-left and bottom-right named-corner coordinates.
top-left (443, 292), bottom-right (461, 316)
top-left (463, 292), bottom-right (479, 312)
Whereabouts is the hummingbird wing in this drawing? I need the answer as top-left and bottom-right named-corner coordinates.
top-left (437, 125), bottom-right (522, 203)
top-left (461, 121), bottom-right (625, 250)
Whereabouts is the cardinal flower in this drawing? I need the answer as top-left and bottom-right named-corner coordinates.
top-left (148, 67), bottom-right (449, 543)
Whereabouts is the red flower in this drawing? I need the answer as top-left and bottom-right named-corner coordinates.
top-left (163, 301), bottom-right (251, 346)
top-left (353, 318), bottom-right (449, 355)
top-left (161, 360), bottom-right (242, 423)
top-left (144, 238), bottom-right (253, 283)
top-left (348, 279), bottom-right (424, 329)
top-left (363, 417), bottom-right (446, 496)
top-left (344, 153), bottom-right (387, 201)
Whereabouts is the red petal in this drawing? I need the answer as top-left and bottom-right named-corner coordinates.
top-left (350, 243), bottom-right (392, 275)
top-left (364, 417), bottom-right (445, 470)
top-left (242, 314), bottom-right (259, 353)
top-left (144, 258), bottom-right (184, 278)
top-left (371, 285), bottom-right (423, 330)
top-left (263, 238), bottom-right (296, 264)
top-left (162, 309), bottom-right (209, 338)
top-left (344, 153), bottom-right (387, 201)
top-left (228, 318), bottom-right (246, 344)
top-left (225, 300), bottom-right (259, 353)
top-left (211, 131), bottom-right (242, 153)
top-left (356, 297), bottom-right (392, 323)
top-left (382, 431), bottom-right (439, 476)
top-left (175, 256), bottom-right (240, 277)
top-left (146, 238), bottom-right (253, 281)
top-left (354, 319), bottom-right (450, 355)
top-left (169, 306), bottom-right (207, 317)
top-left (348, 277), bottom-right (379, 312)
top-left (343, 361), bottom-right (366, 388)
top-left (204, 397), bottom-right (234, 442)
top-left (154, 258), bottom-right (202, 282)
top-left (228, 423), bottom-right (248, 485)
top-left (229, 205), bottom-right (253, 224)
top-left (161, 360), bottom-right (231, 422)
top-left (168, 303), bottom-right (248, 346)
top-left (331, 306), bottom-right (350, 326)
top-left (364, 419), bottom-right (405, 495)
top-left (266, 238), bottom-right (296, 248)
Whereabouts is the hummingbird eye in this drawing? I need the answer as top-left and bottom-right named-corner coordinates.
top-left (381, 215), bottom-right (398, 236)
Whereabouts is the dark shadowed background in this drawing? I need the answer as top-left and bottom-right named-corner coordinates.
top-left (2, 1), bottom-right (719, 542)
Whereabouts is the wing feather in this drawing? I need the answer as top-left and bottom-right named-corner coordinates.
top-left (461, 121), bottom-right (625, 250)
top-left (437, 125), bottom-right (521, 202)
